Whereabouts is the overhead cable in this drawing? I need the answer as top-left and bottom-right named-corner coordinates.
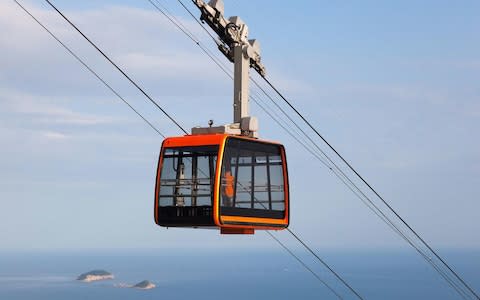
top-left (262, 74), bottom-right (479, 300)
top-left (149, 0), bottom-right (332, 169)
top-left (19, 1), bottom-right (351, 298)
top-left (12, 0), bottom-right (165, 138)
top-left (266, 231), bottom-right (344, 300)
top-left (145, 1), bottom-right (353, 298)
top-left (173, 1), bottom-right (478, 299)
top-left (149, 1), bottom-right (364, 298)
top-left (43, 0), bottom-right (188, 135)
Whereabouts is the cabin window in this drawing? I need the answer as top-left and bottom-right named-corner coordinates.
top-left (220, 138), bottom-right (286, 219)
top-left (158, 146), bottom-right (218, 207)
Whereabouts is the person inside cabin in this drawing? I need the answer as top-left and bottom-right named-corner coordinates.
top-left (222, 166), bottom-right (235, 207)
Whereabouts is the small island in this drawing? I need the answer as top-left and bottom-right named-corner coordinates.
top-left (77, 270), bottom-right (114, 282)
top-left (133, 280), bottom-right (156, 290)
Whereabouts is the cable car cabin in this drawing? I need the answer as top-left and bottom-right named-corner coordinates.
top-left (154, 134), bottom-right (289, 234)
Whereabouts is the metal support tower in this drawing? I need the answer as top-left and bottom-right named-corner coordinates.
top-left (190, 0), bottom-right (266, 137)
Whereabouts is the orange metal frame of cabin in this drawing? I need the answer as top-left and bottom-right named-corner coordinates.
top-left (154, 133), bottom-right (290, 233)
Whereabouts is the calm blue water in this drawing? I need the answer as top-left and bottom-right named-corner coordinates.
top-left (0, 249), bottom-right (478, 299)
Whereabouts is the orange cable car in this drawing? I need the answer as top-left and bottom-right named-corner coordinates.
top-left (154, 134), bottom-right (289, 234)
top-left (153, 0), bottom-right (290, 234)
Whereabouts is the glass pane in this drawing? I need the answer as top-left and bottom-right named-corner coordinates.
top-left (269, 155), bottom-right (282, 164)
top-left (159, 197), bottom-right (173, 207)
top-left (254, 191), bottom-right (269, 209)
top-left (238, 155), bottom-right (252, 164)
top-left (256, 155), bottom-right (267, 164)
top-left (197, 155), bottom-right (210, 182)
top-left (196, 196), bottom-right (210, 206)
top-left (254, 164), bottom-right (268, 209)
top-left (271, 192), bottom-right (285, 210)
top-left (234, 166), bottom-right (251, 208)
top-left (269, 165), bottom-right (285, 211)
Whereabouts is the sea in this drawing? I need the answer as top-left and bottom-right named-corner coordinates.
top-left (0, 249), bottom-right (478, 300)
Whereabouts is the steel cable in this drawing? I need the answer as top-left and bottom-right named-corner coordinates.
top-left (173, 1), bottom-right (478, 299)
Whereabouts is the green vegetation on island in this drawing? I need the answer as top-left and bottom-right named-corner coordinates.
top-left (133, 280), bottom-right (156, 289)
top-left (77, 270), bottom-right (114, 282)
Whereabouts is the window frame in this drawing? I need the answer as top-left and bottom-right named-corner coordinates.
top-left (218, 137), bottom-right (289, 222)
top-left (157, 145), bottom-right (219, 207)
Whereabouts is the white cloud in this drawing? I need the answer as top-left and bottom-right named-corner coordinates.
top-left (117, 51), bottom-right (219, 78)
top-left (41, 130), bottom-right (69, 140)
top-left (0, 1), bottom-right (225, 88)
top-left (0, 88), bottom-right (120, 125)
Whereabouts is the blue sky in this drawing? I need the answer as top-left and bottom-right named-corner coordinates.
top-left (1, 0), bottom-right (479, 251)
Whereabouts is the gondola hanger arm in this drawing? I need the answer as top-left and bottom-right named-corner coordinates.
top-left (190, 0), bottom-right (265, 138)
